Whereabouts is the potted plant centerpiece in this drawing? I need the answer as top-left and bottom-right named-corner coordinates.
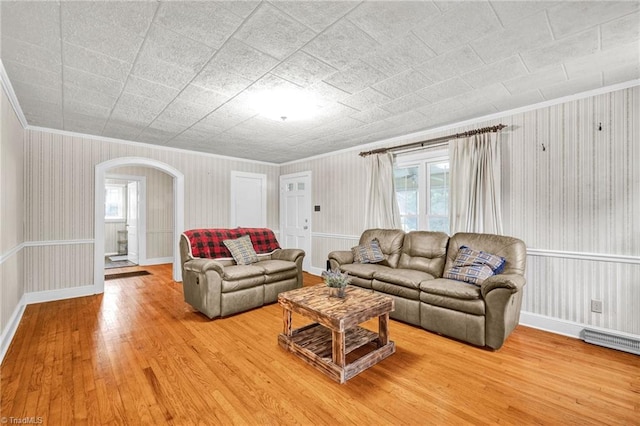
top-left (322, 269), bottom-right (351, 298)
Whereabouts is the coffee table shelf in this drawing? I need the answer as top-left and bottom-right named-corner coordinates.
top-left (278, 285), bottom-right (395, 383)
top-left (286, 323), bottom-right (380, 359)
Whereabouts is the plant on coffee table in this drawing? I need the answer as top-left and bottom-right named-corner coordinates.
top-left (322, 269), bottom-right (351, 298)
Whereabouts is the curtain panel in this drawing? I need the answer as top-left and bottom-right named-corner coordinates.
top-left (449, 132), bottom-right (503, 235)
top-left (364, 153), bottom-right (401, 229)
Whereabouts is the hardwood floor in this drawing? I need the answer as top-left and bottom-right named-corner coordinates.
top-left (2, 264), bottom-right (638, 425)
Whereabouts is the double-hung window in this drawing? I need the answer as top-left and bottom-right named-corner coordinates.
top-left (394, 150), bottom-right (450, 234)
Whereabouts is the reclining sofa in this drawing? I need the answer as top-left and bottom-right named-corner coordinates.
top-left (329, 229), bottom-right (526, 350)
top-left (180, 228), bottom-right (305, 319)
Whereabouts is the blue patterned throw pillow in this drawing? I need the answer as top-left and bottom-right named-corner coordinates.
top-left (352, 238), bottom-right (385, 264)
top-left (444, 246), bottom-right (506, 286)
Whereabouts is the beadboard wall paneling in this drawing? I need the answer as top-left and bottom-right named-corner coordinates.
top-left (0, 84), bottom-right (25, 339)
top-left (1, 84), bottom-right (24, 253)
top-left (280, 152), bottom-right (367, 236)
top-left (24, 130), bottom-right (280, 291)
top-left (24, 244), bottom-right (94, 293)
top-left (283, 86), bottom-right (640, 337)
top-left (104, 221), bottom-right (126, 254)
top-left (110, 165), bottom-right (174, 261)
top-left (311, 234), bottom-right (359, 271)
top-left (525, 255), bottom-right (640, 335)
top-left (24, 132), bottom-right (281, 242)
top-left (0, 245), bottom-right (23, 337)
top-left (147, 231), bottom-right (173, 259)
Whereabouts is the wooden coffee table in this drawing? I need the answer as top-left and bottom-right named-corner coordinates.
top-left (277, 285), bottom-right (395, 383)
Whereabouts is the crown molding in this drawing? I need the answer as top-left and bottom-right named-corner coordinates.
top-left (0, 59), bottom-right (278, 167)
top-left (26, 125), bottom-right (280, 167)
top-left (3, 54), bottom-right (638, 168)
top-left (280, 79), bottom-right (640, 166)
top-left (0, 60), bottom-right (28, 129)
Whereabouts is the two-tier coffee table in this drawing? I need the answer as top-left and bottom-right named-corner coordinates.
top-left (277, 285), bottom-right (395, 383)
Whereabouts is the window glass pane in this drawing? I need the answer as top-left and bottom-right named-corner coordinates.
top-left (105, 185), bottom-right (125, 220)
top-left (428, 216), bottom-right (449, 234)
top-left (394, 166), bottom-right (418, 216)
top-left (297, 182), bottom-right (305, 190)
top-left (429, 161), bottom-right (449, 216)
top-left (401, 216), bottom-right (418, 232)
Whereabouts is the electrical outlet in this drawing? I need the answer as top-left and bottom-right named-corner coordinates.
top-left (591, 299), bottom-right (603, 313)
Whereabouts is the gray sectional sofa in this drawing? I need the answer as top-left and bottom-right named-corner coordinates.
top-left (329, 229), bottom-right (527, 350)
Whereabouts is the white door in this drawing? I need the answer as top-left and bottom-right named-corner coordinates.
top-left (280, 172), bottom-right (311, 271)
top-left (127, 181), bottom-right (139, 264)
top-left (230, 171), bottom-right (267, 227)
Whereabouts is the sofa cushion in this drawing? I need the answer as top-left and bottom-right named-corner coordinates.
top-left (372, 280), bottom-right (420, 300)
top-left (419, 278), bottom-right (482, 300)
top-left (373, 268), bottom-right (434, 290)
top-left (340, 263), bottom-right (393, 279)
top-left (398, 231), bottom-right (449, 277)
top-left (445, 233), bottom-right (526, 276)
top-left (444, 264), bottom-right (494, 286)
top-left (256, 259), bottom-right (296, 274)
top-left (222, 264), bottom-right (264, 280)
top-left (420, 292), bottom-right (485, 316)
top-left (359, 229), bottom-right (405, 268)
top-left (352, 238), bottom-right (384, 264)
top-left (224, 235), bottom-right (259, 265)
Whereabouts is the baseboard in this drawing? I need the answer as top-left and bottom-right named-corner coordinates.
top-left (141, 257), bottom-right (173, 266)
top-left (518, 311), bottom-right (585, 338)
top-left (0, 294), bottom-right (27, 364)
top-left (24, 285), bottom-right (97, 304)
top-left (307, 266), bottom-right (324, 277)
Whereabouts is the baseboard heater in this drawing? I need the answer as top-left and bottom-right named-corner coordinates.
top-left (582, 329), bottom-right (640, 355)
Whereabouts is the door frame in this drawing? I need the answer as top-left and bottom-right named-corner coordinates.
top-left (279, 171), bottom-right (312, 271)
top-left (105, 173), bottom-right (147, 265)
top-left (95, 157), bottom-right (184, 294)
top-left (230, 171), bottom-right (267, 227)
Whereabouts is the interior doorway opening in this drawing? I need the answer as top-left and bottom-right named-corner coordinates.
top-left (94, 157), bottom-right (185, 295)
top-left (104, 174), bottom-right (146, 270)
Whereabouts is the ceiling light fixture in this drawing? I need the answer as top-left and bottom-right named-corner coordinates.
top-left (252, 90), bottom-right (319, 122)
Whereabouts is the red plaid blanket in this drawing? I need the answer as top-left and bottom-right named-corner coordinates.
top-left (183, 228), bottom-right (281, 259)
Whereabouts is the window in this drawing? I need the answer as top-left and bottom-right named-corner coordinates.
top-left (105, 184), bottom-right (126, 220)
top-left (394, 152), bottom-right (450, 234)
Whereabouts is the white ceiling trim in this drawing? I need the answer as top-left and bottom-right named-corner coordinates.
top-left (280, 79), bottom-right (640, 166)
top-left (24, 124), bottom-right (280, 166)
top-left (0, 60), bottom-right (28, 128)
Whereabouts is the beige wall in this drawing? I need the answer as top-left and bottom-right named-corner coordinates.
top-left (0, 83), bottom-right (25, 334)
top-left (23, 129), bottom-right (280, 292)
top-left (282, 86), bottom-right (640, 336)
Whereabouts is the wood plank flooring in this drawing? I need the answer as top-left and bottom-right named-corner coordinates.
top-left (2, 264), bottom-right (638, 425)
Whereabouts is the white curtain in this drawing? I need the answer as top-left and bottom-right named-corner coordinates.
top-left (365, 153), bottom-right (402, 229)
top-left (449, 132), bottom-right (503, 234)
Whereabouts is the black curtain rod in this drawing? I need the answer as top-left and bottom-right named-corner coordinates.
top-left (358, 124), bottom-right (507, 157)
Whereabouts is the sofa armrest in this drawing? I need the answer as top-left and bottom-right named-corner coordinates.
top-left (328, 250), bottom-right (354, 266)
top-left (183, 258), bottom-right (225, 276)
top-left (271, 248), bottom-right (305, 263)
top-left (481, 274), bottom-right (526, 298)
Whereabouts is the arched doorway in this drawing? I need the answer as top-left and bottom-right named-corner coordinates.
top-left (94, 157), bottom-right (184, 294)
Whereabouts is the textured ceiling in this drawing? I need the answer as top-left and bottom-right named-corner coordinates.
top-left (1, 1), bottom-right (639, 163)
